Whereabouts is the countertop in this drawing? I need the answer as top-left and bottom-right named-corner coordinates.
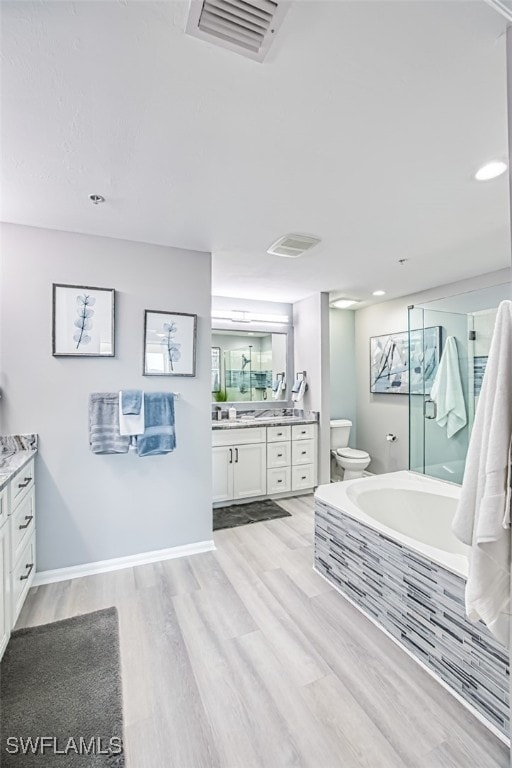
top-left (0, 449), bottom-right (37, 492)
top-left (212, 416), bottom-right (318, 430)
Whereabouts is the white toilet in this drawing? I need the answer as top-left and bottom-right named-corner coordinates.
top-left (330, 419), bottom-right (371, 481)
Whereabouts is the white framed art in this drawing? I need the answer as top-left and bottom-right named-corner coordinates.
top-left (143, 310), bottom-right (197, 376)
top-left (52, 283), bottom-right (115, 357)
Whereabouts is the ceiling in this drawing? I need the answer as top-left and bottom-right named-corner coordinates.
top-left (1, 1), bottom-right (510, 304)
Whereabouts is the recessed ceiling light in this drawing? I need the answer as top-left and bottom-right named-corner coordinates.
top-left (373, 290), bottom-right (386, 296)
top-left (330, 298), bottom-right (359, 309)
top-left (474, 160), bottom-right (507, 181)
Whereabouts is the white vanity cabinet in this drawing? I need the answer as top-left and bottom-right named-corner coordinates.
top-left (0, 486), bottom-right (10, 659)
top-left (267, 423), bottom-right (318, 494)
top-left (212, 428), bottom-right (267, 503)
top-left (213, 422), bottom-right (318, 506)
top-left (8, 459), bottom-right (36, 630)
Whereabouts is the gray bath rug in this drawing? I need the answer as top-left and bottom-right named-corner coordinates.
top-left (213, 499), bottom-right (291, 530)
top-left (0, 607), bottom-right (124, 767)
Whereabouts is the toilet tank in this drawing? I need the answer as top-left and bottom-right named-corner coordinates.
top-left (330, 419), bottom-right (352, 450)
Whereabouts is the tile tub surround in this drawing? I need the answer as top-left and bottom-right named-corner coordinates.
top-left (0, 434), bottom-right (38, 492)
top-left (314, 497), bottom-right (509, 738)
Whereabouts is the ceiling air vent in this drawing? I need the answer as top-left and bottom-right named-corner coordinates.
top-left (267, 233), bottom-right (321, 258)
top-left (186, 0), bottom-right (290, 62)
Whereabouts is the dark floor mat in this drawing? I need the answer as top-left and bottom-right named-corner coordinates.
top-left (213, 499), bottom-right (291, 530)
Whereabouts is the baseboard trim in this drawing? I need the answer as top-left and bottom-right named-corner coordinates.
top-left (33, 539), bottom-right (216, 586)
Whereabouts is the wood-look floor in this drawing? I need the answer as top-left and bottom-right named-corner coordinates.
top-left (18, 496), bottom-right (509, 768)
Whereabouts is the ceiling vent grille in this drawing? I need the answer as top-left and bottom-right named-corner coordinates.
top-left (267, 233), bottom-right (321, 258)
top-left (186, 0), bottom-right (290, 62)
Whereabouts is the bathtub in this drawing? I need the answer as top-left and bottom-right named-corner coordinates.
top-left (314, 471), bottom-right (509, 740)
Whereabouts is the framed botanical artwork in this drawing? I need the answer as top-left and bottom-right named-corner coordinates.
top-left (52, 283), bottom-right (115, 356)
top-left (370, 326), bottom-right (441, 395)
top-left (143, 310), bottom-right (197, 376)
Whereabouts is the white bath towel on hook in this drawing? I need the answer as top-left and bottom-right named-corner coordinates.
top-left (430, 336), bottom-right (467, 438)
top-left (452, 300), bottom-right (512, 647)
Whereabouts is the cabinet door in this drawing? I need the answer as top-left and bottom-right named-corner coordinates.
top-left (233, 443), bottom-right (267, 500)
top-left (212, 446), bottom-right (234, 503)
top-left (0, 521), bottom-right (10, 659)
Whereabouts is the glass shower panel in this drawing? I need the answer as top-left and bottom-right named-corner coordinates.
top-left (408, 306), bottom-right (473, 485)
top-left (408, 306), bottom-right (425, 475)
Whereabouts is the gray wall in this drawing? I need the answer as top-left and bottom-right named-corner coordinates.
top-left (329, 308), bottom-right (357, 446)
top-left (355, 269), bottom-right (511, 475)
top-left (0, 224), bottom-right (212, 571)
top-left (293, 292), bottom-right (330, 484)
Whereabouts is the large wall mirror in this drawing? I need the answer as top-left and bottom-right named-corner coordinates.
top-left (212, 330), bottom-right (287, 402)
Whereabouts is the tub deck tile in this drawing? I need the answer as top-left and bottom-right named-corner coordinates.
top-left (314, 498), bottom-right (510, 737)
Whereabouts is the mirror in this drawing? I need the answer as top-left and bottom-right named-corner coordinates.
top-left (212, 330), bottom-right (287, 402)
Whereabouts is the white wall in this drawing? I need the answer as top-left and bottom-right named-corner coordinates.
top-left (293, 293), bottom-right (330, 484)
top-left (329, 308), bottom-right (357, 446)
top-left (0, 224), bottom-right (212, 571)
top-left (355, 269), bottom-right (511, 474)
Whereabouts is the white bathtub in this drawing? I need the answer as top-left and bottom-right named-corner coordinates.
top-left (315, 470), bottom-right (469, 578)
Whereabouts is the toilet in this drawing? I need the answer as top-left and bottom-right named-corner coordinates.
top-left (330, 419), bottom-right (371, 481)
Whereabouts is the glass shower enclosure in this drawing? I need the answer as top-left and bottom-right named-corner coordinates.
top-left (408, 282), bottom-right (509, 485)
top-left (408, 306), bottom-right (472, 485)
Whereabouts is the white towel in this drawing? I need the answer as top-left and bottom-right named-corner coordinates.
top-left (430, 336), bottom-right (467, 438)
top-left (118, 392), bottom-right (145, 436)
top-left (452, 300), bottom-right (512, 647)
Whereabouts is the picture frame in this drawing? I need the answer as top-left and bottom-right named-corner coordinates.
top-left (370, 326), bottom-right (442, 395)
top-left (211, 346), bottom-right (221, 392)
top-left (143, 310), bottom-right (197, 377)
top-left (52, 283), bottom-right (115, 357)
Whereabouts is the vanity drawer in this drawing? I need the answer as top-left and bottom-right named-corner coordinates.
top-left (292, 424), bottom-right (316, 441)
top-left (267, 441), bottom-right (291, 468)
top-left (11, 532), bottom-right (36, 626)
top-left (267, 425), bottom-right (291, 443)
top-left (292, 439), bottom-right (315, 465)
top-left (11, 459), bottom-right (35, 510)
top-left (267, 467), bottom-right (291, 494)
top-left (11, 488), bottom-right (35, 566)
top-left (212, 427), bottom-right (266, 447)
top-left (292, 464), bottom-right (315, 490)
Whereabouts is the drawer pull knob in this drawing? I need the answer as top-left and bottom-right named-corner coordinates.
top-left (19, 515), bottom-right (34, 530)
top-left (301, 451), bottom-right (307, 455)
top-left (277, 479), bottom-right (282, 483)
top-left (277, 453), bottom-right (283, 457)
top-left (17, 477), bottom-right (31, 489)
top-left (301, 430), bottom-right (306, 434)
top-left (301, 476), bottom-right (306, 480)
top-left (277, 432), bottom-right (283, 436)
top-left (20, 563), bottom-right (34, 581)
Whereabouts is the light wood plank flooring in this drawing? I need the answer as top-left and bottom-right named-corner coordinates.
top-left (18, 495), bottom-right (509, 768)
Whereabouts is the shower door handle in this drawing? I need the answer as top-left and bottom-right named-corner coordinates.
top-left (424, 399), bottom-right (436, 420)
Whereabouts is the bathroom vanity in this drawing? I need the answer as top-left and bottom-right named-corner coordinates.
top-left (212, 415), bottom-right (318, 504)
top-left (0, 436), bottom-right (37, 660)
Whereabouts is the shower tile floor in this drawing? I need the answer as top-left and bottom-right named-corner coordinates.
top-left (17, 495), bottom-right (508, 767)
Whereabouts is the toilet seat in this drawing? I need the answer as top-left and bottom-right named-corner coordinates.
top-left (336, 447), bottom-right (369, 460)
